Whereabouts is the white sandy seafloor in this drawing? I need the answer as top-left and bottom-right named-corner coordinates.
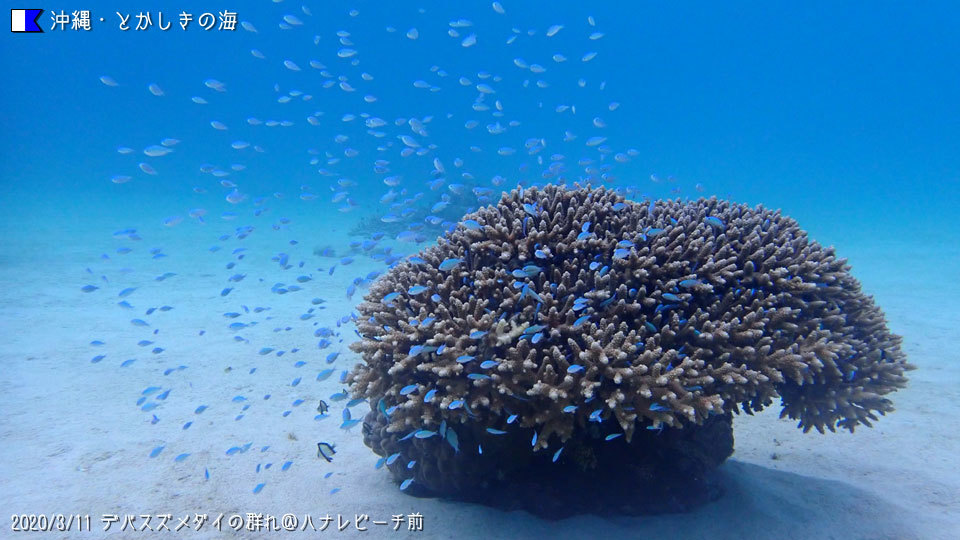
top-left (0, 211), bottom-right (957, 540)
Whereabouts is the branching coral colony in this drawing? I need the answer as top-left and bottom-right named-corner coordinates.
top-left (347, 185), bottom-right (912, 517)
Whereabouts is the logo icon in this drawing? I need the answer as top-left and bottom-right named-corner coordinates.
top-left (11, 9), bottom-right (44, 33)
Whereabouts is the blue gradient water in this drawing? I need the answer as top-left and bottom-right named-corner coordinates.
top-left (5, 3), bottom-right (958, 241)
top-left (1, 2), bottom-right (958, 539)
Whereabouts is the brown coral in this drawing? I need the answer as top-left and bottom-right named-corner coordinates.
top-left (347, 184), bottom-right (912, 514)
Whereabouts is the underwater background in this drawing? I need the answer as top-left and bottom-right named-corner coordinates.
top-left (1, 1), bottom-right (958, 539)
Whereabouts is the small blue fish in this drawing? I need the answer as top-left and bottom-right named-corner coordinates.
top-left (613, 248), bottom-right (630, 258)
top-left (523, 324), bottom-right (547, 335)
top-left (174, 453), bottom-right (190, 463)
top-left (316, 368), bottom-right (335, 381)
top-left (340, 418), bottom-right (361, 430)
top-left (456, 355), bottom-right (474, 363)
top-left (149, 445), bottom-right (164, 458)
top-left (480, 360), bottom-right (499, 369)
top-left (414, 430), bottom-right (437, 439)
top-left (253, 483), bottom-right (265, 494)
top-left (400, 384), bottom-right (418, 395)
top-left (563, 405), bottom-right (578, 413)
top-left (424, 389), bottom-right (437, 402)
top-left (448, 399), bottom-right (464, 409)
top-left (573, 315), bottom-right (590, 328)
top-left (567, 364), bottom-right (585, 374)
top-left (383, 292), bottom-right (400, 302)
top-left (467, 373), bottom-right (491, 380)
top-left (470, 330), bottom-right (488, 339)
top-left (705, 216), bottom-right (725, 229)
top-left (195, 405), bottom-right (208, 414)
top-left (522, 264), bottom-right (542, 276)
top-left (507, 414), bottom-right (518, 424)
top-left (446, 428), bottom-right (459, 452)
top-left (407, 285), bottom-right (428, 294)
top-left (520, 284), bottom-right (545, 303)
top-left (552, 447), bottom-right (564, 462)
top-left (662, 293), bottom-right (681, 303)
top-left (400, 478), bottom-right (414, 491)
top-left (486, 428), bottom-right (507, 435)
top-left (377, 399), bottom-right (389, 419)
top-left (463, 219), bottom-right (482, 230)
top-left (605, 433), bottom-right (623, 441)
top-left (438, 258), bottom-right (462, 271)
top-left (386, 452), bottom-right (401, 465)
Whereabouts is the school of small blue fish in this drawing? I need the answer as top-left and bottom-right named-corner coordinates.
top-left (80, 2), bottom-right (717, 497)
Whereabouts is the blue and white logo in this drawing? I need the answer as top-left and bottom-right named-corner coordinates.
top-left (11, 9), bottom-right (44, 33)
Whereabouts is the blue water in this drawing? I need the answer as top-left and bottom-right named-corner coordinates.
top-left (1, 2), bottom-right (958, 539)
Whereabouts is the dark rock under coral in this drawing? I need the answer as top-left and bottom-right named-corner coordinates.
top-left (348, 185), bottom-right (912, 517)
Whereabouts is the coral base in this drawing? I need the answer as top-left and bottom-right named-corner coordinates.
top-left (363, 410), bottom-right (734, 518)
